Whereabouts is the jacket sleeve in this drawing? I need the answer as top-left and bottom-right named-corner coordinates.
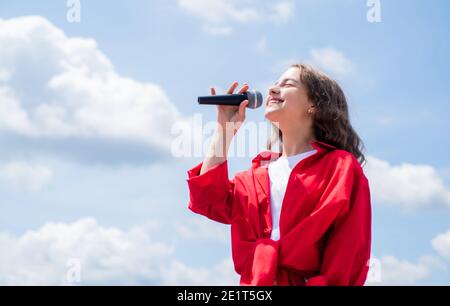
top-left (306, 172), bottom-right (372, 286)
top-left (186, 160), bottom-right (235, 225)
top-left (187, 160), bottom-right (280, 286)
top-left (234, 238), bottom-right (280, 286)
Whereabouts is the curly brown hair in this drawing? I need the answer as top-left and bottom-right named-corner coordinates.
top-left (267, 63), bottom-right (366, 167)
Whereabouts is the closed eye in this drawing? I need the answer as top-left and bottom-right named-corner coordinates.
top-left (283, 83), bottom-right (295, 88)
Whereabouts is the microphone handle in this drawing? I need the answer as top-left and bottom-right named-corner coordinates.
top-left (198, 93), bottom-right (247, 106)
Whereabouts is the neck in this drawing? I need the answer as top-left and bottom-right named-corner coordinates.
top-left (280, 126), bottom-right (316, 157)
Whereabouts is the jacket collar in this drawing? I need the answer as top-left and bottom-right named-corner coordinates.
top-left (251, 140), bottom-right (336, 199)
top-left (251, 140), bottom-right (337, 169)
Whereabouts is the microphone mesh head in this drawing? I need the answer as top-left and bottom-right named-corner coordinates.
top-left (246, 90), bottom-right (263, 109)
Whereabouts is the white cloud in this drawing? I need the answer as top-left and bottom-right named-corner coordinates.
top-left (0, 161), bottom-right (53, 192)
top-left (365, 155), bottom-right (450, 210)
top-left (0, 86), bottom-right (33, 135)
top-left (0, 16), bottom-right (183, 156)
top-left (367, 255), bottom-right (434, 285)
top-left (0, 68), bottom-right (11, 81)
top-left (271, 0), bottom-right (294, 23)
top-left (432, 229), bottom-right (450, 261)
top-left (272, 47), bottom-right (355, 78)
top-left (0, 218), bottom-right (172, 285)
top-left (0, 218), bottom-right (239, 285)
top-left (162, 257), bottom-right (239, 286)
top-left (178, 0), bottom-right (260, 24)
top-left (202, 25), bottom-right (233, 36)
top-left (308, 47), bottom-right (355, 77)
top-left (365, 231), bottom-right (450, 285)
top-left (176, 218), bottom-right (229, 244)
top-left (177, 0), bottom-right (294, 35)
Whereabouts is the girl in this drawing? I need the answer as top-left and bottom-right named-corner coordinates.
top-left (186, 64), bottom-right (371, 286)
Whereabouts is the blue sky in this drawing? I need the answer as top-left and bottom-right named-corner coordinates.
top-left (0, 0), bottom-right (449, 285)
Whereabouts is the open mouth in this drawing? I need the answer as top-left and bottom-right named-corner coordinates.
top-left (268, 98), bottom-right (284, 105)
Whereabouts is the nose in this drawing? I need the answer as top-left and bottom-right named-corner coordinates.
top-left (268, 85), bottom-right (280, 96)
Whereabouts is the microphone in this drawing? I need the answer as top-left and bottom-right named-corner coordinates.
top-left (198, 90), bottom-right (263, 109)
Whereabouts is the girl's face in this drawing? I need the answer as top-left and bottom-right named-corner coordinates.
top-left (264, 67), bottom-right (314, 128)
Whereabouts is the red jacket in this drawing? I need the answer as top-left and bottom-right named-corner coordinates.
top-left (186, 140), bottom-right (372, 286)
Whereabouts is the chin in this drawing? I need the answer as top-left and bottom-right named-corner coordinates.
top-left (264, 112), bottom-right (280, 123)
top-left (264, 110), bottom-right (281, 123)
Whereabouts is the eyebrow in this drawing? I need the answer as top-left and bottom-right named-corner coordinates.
top-left (274, 78), bottom-right (300, 85)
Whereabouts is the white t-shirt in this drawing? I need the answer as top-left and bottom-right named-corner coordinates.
top-left (268, 149), bottom-right (317, 240)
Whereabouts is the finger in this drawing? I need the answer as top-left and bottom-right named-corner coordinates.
top-left (210, 87), bottom-right (216, 95)
top-left (226, 81), bottom-right (239, 94)
top-left (237, 83), bottom-right (249, 94)
top-left (239, 100), bottom-right (249, 118)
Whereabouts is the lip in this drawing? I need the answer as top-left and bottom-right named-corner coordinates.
top-left (267, 98), bottom-right (284, 105)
